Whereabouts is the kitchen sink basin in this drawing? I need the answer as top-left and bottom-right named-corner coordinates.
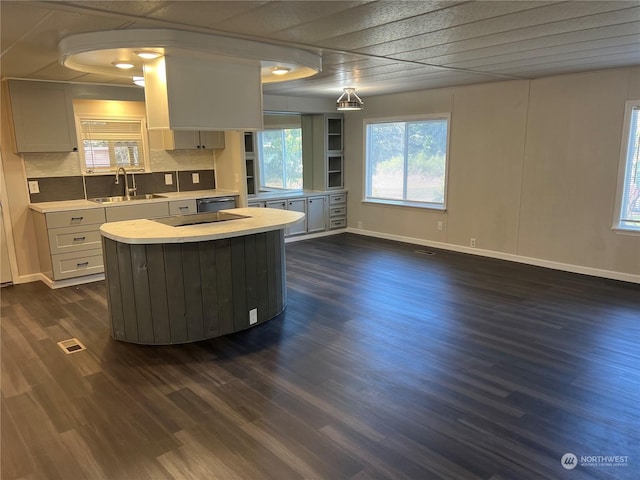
top-left (89, 194), bottom-right (166, 203)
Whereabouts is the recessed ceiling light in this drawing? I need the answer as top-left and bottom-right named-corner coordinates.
top-left (272, 66), bottom-right (291, 75)
top-left (135, 51), bottom-right (162, 60)
top-left (112, 61), bottom-right (135, 69)
top-left (132, 76), bottom-right (145, 87)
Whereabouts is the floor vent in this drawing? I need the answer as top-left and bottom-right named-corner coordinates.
top-left (57, 338), bottom-right (86, 355)
top-left (414, 250), bottom-right (436, 256)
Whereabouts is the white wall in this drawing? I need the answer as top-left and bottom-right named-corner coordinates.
top-left (344, 67), bottom-right (640, 282)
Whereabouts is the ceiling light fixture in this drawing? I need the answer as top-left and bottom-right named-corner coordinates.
top-left (132, 76), bottom-right (145, 87)
top-left (112, 61), bottom-right (135, 69)
top-left (272, 66), bottom-right (291, 75)
top-left (336, 87), bottom-right (364, 111)
top-left (135, 51), bottom-right (162, 60)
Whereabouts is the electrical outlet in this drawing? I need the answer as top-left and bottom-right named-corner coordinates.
top-left (192, 173), bottom-right (200, 184)
top-left (437, 221), bottom-right (443, 231)
top-left (249, 308), bottom-right (258, 325)
top-left (470, 237), bottom-right (476, 248)
top-left (164, 174), bottom-right (173, 185)
top-left (28, 180), bottom-right (40, 194)
top-left (357, 221), bottom-right (363, 229)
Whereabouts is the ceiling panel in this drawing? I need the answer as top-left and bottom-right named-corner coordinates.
top-left (206, 1), bottom-right (367, 37)
top-left (314, 1), bottom-right (554, 51)
top-left (401, 23), bottom-right (640, 66)
top-left (142, 1), bottom-right (271, 32)
top-left (0, 1), bottom-right (638, 98)
top-left (356, 4), bottom-right (640, 58)
top-left (267, 1), bottom-right (463, 43)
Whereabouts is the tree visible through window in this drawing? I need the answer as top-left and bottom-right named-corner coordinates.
top-left (366, 116), bottom-right (449, 208)
top-left (258, 128), bottom-right (302, 190)
top-left (616, 102), bottom-right (640, 232)
top-left (79, 119), bottom-right (147, 173)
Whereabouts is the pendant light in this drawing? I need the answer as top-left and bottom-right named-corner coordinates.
top-left (337, 87), bottom-right (364, 111)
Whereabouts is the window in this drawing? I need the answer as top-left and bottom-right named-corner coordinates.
top-left (614, 101), bottom-right (640, 233)
top-left (78, 117), bottom-right (148, 173)
top-left (258, 128), bottom-right (303, 190)
top-left (365, 115), bottom-right (450, 209)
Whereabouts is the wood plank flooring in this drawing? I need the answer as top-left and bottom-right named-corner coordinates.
top-left (2, 233), bottom-right (639, 479)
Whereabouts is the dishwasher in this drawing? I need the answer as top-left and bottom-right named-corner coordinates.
top-left (196, 196), bottom-right (237, 212)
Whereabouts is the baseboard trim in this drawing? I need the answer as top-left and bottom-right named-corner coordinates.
top-left (346, 228), bottom-right (640, 284)
top-left (10, 272), bottom-right (44, 285)
top-left (40, 273), bottom-right (105, 289)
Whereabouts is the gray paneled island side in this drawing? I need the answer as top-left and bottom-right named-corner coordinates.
top-left (99, 208), bottom-right (304, 344)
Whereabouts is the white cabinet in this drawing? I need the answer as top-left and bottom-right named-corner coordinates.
top-left (266, 199), bottom-right (287, 210)
top-left (286, 198), bottom-right (307, 236)
top-left (8, 80), bottom-right (78, 153)
top-left (307, 196), bottom-right (326, 233)
top-left (33, 207), bottom-right (106, 281)
top-left (304, 114), bottom-right (344, 191)
top-left (105, 202), bottom-right (169, 222)
top-left (169, 199), bottom-right (197, 215)
top-left (265, 198), bottom-right (306, 236)
top-left (329, 193), bottom-right (347, 229)
top-left (149, 130), bottom-right (225, 150)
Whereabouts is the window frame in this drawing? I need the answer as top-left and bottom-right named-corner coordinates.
top-left (613, 100), bottom-right (640, 235)
top-left (257, 126), bottom-right (303, 192)
top-left (76, 113), bottom-right (150, 175)
top-left (363, 113), bottom-right (451, 210)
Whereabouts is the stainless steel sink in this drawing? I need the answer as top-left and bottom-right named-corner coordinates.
top-left (89, 194), bottom-right (166, 203)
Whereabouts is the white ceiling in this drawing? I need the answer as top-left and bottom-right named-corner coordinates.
top-left (1, 0), bottom-right (639, 99)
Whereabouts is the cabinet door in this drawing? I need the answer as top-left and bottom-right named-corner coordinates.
top-left (286, 199), bottom-right (307, 236)
top-left (171, 131), bottom-right (201, 149)
top-left (307, 196), bottom-right (326, 233)
top-left (198, 131), bottom-right (225, 149)
top-left (9, 80), bottom-right (78, 153)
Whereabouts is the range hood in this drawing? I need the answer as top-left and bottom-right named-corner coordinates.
top-left (58, 29), bottom-right (322, 131)
top-left (143, 55), bottom-right (263, 131)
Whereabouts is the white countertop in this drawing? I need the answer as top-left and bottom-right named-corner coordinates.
top-left (100, 207), bottom-right (305, 244)
top-left (29, 189), bottom-right (238, 213)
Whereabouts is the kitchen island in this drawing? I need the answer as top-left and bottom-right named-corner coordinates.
top-left (99, 208), bottom-right (304, 344)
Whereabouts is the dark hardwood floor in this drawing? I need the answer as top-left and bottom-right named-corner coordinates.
top-left (2, 233), bottom-right (639, 480)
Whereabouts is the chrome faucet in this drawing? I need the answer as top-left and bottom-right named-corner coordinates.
top-left (115, 167), bottom-right (136, 199)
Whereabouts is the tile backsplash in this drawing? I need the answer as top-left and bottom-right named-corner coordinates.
top-left (28, 169), bottom-right (214, 203)
top-left (24, 147), bottom-right (217, 203)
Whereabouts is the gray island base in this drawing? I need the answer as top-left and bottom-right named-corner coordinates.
top-left (100, 208), bottom-right (304, 344)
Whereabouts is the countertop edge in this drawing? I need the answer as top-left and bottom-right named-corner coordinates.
top-left (100, 208), bottom-right (305, 244)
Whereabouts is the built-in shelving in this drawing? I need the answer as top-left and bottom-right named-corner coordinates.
top-left (244, 132), bottom-right (256, 195)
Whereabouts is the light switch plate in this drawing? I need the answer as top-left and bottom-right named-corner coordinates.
top-left (192, 173), bottom-right (200, 184)
top-left (164, 174), bottom-right (173, 185)
top-left (28, 180), bottom-right (40, 194)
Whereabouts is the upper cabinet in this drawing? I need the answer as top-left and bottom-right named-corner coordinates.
top-left (149, 130), bottom-right (225, 150)
top-left (8, 80), bottom-right (78, 153)
top-left (304, 113), bottom-right (344, 191)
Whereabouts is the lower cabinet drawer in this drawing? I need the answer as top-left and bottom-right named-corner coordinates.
top-left (169, 200), bottom-right (197, 215)
top-left (51, 249), bottom-right (104, 280)
top-left (329, 193), bottom-right (346, 205)
top-left (329, 217), bottom-right (346, 229)
top-left (48, 225), bottom-right (102, 254)
top-left (329, 206), bottom-right (346, 217)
